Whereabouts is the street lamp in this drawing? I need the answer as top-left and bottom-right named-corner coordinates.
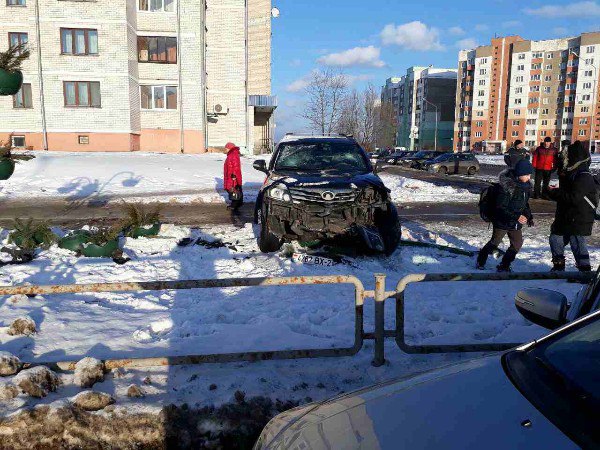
top-left (570, 49), bottom-right (597, 152)
top-left (423, 97), bottom-right (439, 151)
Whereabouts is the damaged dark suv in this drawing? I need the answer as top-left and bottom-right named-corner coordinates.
top-left (253, 135), bottom-right (401, 255)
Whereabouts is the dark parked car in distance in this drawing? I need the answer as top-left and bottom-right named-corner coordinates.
top-left (253, 135), bottom-right (401, 255)
top-left (423, 152), bottom-right (480, 175)
top-left (399, 150), bottom-right (447, 169)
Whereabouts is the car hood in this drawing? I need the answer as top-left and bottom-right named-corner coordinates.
top-left (269, 172), bottom-right (388, 192)
top-left (260, 356), bottom-right (576, 450)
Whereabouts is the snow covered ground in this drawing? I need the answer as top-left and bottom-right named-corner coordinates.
top-left (1, 152), bottom-right (477, 205)
top-left (0, 219), bottom-right (595, 416)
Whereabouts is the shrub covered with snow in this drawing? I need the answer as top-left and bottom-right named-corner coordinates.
top-left (14, 366), bottom-right (60, 398)
top-left (74, 357), bottom-right (104, 388)
top-left (7, 316), bottom-right (36, 336)
top-left (126, 384), bottom-right (144, 398)
top-left (73, 391), bottom-right (115, 411)
top-left (0, 381), bottom-right (19, 400)
top-left (0, 351), bottom-right (21, 376)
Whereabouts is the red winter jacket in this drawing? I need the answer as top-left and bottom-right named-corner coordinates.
top-left (532, 145), bottom-right (557, 171)
top-left (224, 147), bottom-right (242, 191)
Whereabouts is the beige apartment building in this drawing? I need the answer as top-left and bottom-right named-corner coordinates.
top-left (455, 32), bottom-right (600, 154)
top-left (0, 0), bottom-right (276, 154)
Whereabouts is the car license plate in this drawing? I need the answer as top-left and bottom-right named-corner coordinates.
top-left (292, 253), bottom-right (335, 267)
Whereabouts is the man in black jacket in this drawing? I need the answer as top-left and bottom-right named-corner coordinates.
top-left (504, 140), bottom-right (529, 169)
top-left (547, 141), bottom-right (598, 272)
top-left (477, 159), bottom-right (534, 272)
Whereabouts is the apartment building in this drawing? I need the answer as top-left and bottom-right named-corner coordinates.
top-left (0, 0), bottom-right (276, 154)
top-left (455, 32), bottom-right (600, 154)
top-left (382, 66), bottom-right (457, 151)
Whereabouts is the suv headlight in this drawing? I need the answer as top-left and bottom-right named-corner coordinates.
top-left (268, 187), bottom-right (291, 202)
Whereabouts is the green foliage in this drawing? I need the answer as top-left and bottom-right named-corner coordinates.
top-left (120, 202), bottom-right (161, 235)
top-left (87, 226), bottom-right (122, 246)
top-left (0, 43), bottom-right (30, 73)
top-left (8, 218), bottom-right (56, 251)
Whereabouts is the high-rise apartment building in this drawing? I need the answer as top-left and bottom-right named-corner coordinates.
top-left (382, 66), bottom-right (457, 151)
top-left (455, 32), bottom-right (600, 153)
top-left (0, 0), bottom-right (276, 154)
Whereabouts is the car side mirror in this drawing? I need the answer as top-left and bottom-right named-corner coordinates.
top-left (253, 160), bottom-right (268, 173)
top-left (515, 289), bottom-right (568, 330)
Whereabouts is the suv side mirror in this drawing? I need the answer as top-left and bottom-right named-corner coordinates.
top-left (253, 160), bottom-right (268, 173)
top-left (515, 288), bottom-right (568, 330)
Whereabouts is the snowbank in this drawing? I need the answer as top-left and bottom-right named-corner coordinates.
top-left (0, 220), bottom-right (595, 417)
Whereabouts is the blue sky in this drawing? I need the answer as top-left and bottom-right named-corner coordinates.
top-left (271, 0), bottom-right (600, 139)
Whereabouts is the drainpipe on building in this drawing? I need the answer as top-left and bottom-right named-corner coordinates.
top-left (202, 0), bottom-right (208, 151)
top-left (244, 0), bottom-right (250, 155)
top-left (34, 0), bottom-right (48, 151)
top-left (177, 0), bottom-right (184, 153)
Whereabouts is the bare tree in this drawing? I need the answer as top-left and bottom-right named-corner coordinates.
top-left (301, 69), bottom-right (348, 135)
top-left (375, 100), bottom-right (397, 149)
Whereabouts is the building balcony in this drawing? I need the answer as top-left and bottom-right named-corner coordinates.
top-left (249, 95), bottom-right (278, 112)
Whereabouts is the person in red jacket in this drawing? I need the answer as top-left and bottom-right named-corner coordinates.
top-left (223, 142), bottom-right (243, 210)
top-left (532, 137), bottom-right (557, 199)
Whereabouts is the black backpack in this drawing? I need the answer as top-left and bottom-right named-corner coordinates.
top-left (479, 183), bottom-right (500, 223)
top-left (583, 172), bottom-right (600, 220)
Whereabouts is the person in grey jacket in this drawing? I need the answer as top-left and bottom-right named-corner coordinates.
top-left (504, 140), bottom-right (529, 169)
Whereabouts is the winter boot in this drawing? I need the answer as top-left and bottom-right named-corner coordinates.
top-left (477, 243), bottom-right (496, 270)
top-left (496, 263), bottom-right (512, 273)
top-left (551, 257), bottom-right (566, 272)
top-left (577, 264), bottom-right (592, 272)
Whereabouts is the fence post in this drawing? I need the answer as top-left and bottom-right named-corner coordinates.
top-left (372, 273), bottom-right (387, 367)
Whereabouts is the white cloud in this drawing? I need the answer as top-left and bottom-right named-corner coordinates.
top-left (474, 24), bottom-right (489, 32)
top-left (449, 26), bottom-right (465, 36)
top-left (456, 38), bottom-right (478, 50)
top-left (285, 77), bottom-right (311, 93)
top-left (289, 59), bottom-right (302, 68)
top-left (502, 20), bottom-right (522, 28)
top-left (525, 1), bottom-right (600, 17)
top-left (380, 21), bottom-right (445, 51)
top-left (345, 74), bottom-right (374, 85)
top-left (317, 46), bottom-right (386, 68)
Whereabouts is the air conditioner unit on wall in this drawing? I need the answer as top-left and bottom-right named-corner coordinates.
top-left (212, 104), bottom-right (229, 115)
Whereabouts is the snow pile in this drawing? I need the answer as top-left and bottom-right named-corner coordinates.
top-left (14, 366), bottom-right (60, 398)
top-left (2, 152), bottom-right (269, 205)
top-left (72, 390), bottom-right (114, 411)
top-left (73, 357), bottom-right (105, 388)
top-left (7, 316), bottom-right (36, 336)
top-left (380, 173), bottom-right (478, 203)
top-left (0, 352), bottom-right (21, 376)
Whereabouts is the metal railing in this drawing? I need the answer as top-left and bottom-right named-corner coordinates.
top-left (0, 271), bottom-right (593, 371)
top-left (248, 95), bottom-right (278, 108)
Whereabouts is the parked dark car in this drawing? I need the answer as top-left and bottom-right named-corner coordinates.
top-left (253, 135), bottom-right (401, 255)
top-left (369, 148), bottom-right (392, 166)
top-left (423, 152), bottom-right (480, 175)
top-left (399, 150), bottom-right (446, 169)
top-left (254, 267), bottom-right (600, 450)
top-left (381, 151), bottom-right (412, 165)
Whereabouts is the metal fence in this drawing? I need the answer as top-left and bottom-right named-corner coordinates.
top-left (0, 271), bottom-right (592, 371)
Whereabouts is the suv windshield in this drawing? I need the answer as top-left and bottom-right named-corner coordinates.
top-left (274, 142), bottom-right (369, 173)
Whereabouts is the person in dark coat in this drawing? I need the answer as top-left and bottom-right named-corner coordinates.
top-left (547, 141), bottom-right (598, 272)
top-left (477, 159), bottom-right (534, 272)
top-left (532, 137), bottom-right (557, 199)
top-left (504, 140), bottom-right (529, 169)
top-left (223, 142), bottom-right (243, 211)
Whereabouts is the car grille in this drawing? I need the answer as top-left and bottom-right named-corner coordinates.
top-left (289, 187), bottom-right (357, 204)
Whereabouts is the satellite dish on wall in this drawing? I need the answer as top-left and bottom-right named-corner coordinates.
top-left (271, 7), bottom-right (280, 18)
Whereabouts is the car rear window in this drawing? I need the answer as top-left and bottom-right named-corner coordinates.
top-left (274, 141), bottom-right (369, 173)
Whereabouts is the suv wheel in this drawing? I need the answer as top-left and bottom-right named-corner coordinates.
top-left (467, 166), bottom-right (477, 175)
top-left (258, 210), bottom-right (282, 253)
top-left (438, 166), bottom-right (448, 175)
top-left (376, 205), bottom-right (401, 256)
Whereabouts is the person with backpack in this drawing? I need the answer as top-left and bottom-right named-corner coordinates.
top-left (532, 137), bottom-right (557, 199)
top-left (504, 140), bottom-right (529, 169)
top-left (477, 159), bottom-right (534, 272)
top-left (547, 141), bottom-right (598, 272)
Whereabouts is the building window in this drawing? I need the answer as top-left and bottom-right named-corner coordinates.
top-left (516, 76), bottom-right (524, 82)
top-left (542, 108), bottom-right (549, 115)
top-left (582, 94), bottom-right (591, 101)
top-left (138, 0), bottom-right (174, 12)
top-left (61, 29), bottom-right (98, 55)
top-left (579, 129), bottom-right (587, 136)
top-left (528, 108), bottom-right (538, 115)
top-left (582, 106), bottom-right (590, 113)
top-left (545, 64), bottom-right (552, 70)
top-left (546, 53), bottom-right (553, 59)
top-left (475, 132), bottom-right (483, 137)
top-left (514, 98), bottom-right (522, 105)
top-left (514, 109), bottom-right (521, 115)
top-left (531, 63), bottom-right (541, 70)
top-left (531, 85), bottom-right (540, 92)
top-left (7, 0), bottom-right (26, 5)
top-left (584, 58), bottom-right (593, 66)
top-left (63, 81), bottom-right (101, 107)
top-left (478, 90), bottom-right (485, 96)
top-left (476, 121), bottom-right (483, 127)
top-left (515, 87), bottom-right (523, 94)
top-left (478, 80), bottom-right (486, 86)
top-left (531, 74), bottom-right (541, 81)
top-left (12, 83), bottom-right (32, 108)
top-left (518, 53), bottom-right (525, 60)
top-left (580, 118), bottom-right (589, 125)
top-left (140, 85), bottom-right (177, 110)
top-left (78, 135), bottom-right (89, 145)
top-left (11, 136), bottom-right (25, 147)
top-left (137, 36), bottom-right (177, 64)
top-left (541, 120), bottom-right (548, 126)
top-left (477, 100), bottom-right (484, 107)
top-left (532, 52), bottom-right (543, 58)
top-left (587, 46), bottom-right (595, 53)
top-left (479, 69), bottom-right (487, 75)
top-left (540, 131), bottom-right (547, 136)
top-left (8, 32), bottom-right (28, 50)
top-left (527, 119), bottom-right (537, 125)
top-left (543, 87), bottom-right (551, 94)
top-left (513, 120), bottom-right (520, 126)
top-left (583, 82), bottom-right (592, 89)
top-left (517, 64), bottom-right (525, 71)
top-left (543, 98), bottom-right (550, 104)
